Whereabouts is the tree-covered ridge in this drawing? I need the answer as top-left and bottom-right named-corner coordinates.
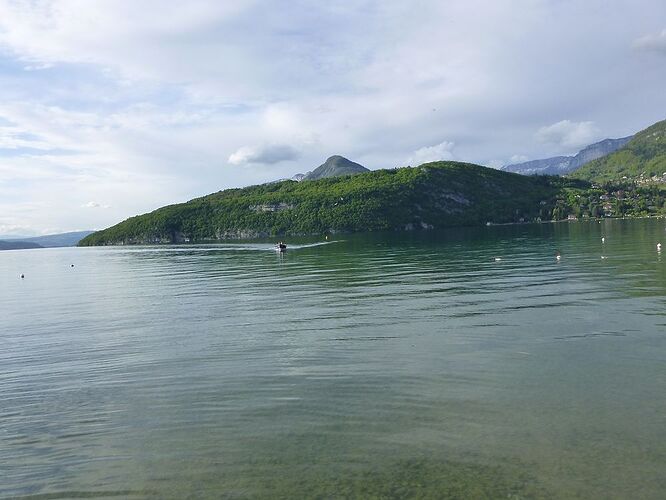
top-left (571, 119), bottom-right (666, 183)
top-left (80, 162), bottom-right (582, 246)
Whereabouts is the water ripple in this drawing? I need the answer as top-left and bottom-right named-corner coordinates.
top-left (1, 220), bottom-right (665, 498)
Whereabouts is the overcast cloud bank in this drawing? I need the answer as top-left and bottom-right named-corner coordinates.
top-left (0, 0), bottom-right (664, 234)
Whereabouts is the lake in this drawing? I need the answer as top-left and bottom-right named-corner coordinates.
top-left (1, 219), bottom-right (665, 499)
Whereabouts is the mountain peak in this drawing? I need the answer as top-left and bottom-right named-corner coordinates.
top-left (304, 155), bottom-right (369, 180)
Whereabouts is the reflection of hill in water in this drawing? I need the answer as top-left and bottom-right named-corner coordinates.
top-left (238, 220), bottom-right (665, 296)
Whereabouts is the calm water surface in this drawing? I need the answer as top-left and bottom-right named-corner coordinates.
top-left (1, 219), bottom-right (665, 499)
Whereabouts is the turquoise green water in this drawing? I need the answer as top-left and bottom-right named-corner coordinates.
top-left (1, 219), bottom-right (665, 499)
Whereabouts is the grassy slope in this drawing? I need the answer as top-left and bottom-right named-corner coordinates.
top-left (571, 119), bottom-right (666, 182)
top-left (79, 161), bottom-right (582, 246)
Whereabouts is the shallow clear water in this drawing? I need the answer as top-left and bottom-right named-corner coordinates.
top-left (1, 219), bottom-right (665, 499)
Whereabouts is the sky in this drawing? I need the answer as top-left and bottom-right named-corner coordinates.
top-left (0, 0), bottom-right (665, 236)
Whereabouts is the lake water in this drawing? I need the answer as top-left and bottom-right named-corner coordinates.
top-left (1, 219), bottom-right (665, 499)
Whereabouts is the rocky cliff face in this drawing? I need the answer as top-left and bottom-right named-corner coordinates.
top-left (568, 137), bottom-right (632, 170)
top-left (502, 136), bottom-right (632, 176)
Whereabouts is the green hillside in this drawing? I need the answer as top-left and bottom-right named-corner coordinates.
top-left (572, 119), bottom-right (666, 183)
top-left (80, 162), bottom-right (586, 246)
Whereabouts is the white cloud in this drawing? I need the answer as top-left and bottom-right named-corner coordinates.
top-left (0, 1), bottom-right (256, 85)
top-left (23, 63), bottom-right (54, 71)
top-left (509, 154), bottom-right (529, 164)
top-left (82, 201), bottom-right (110, 208)
top-left (0, 223), bottom-right (39, 237)
top-left (228, 144), bottom-right (301, 166)
top-left (0, 1), bottom-right (664, 233)
top-left (485, 159), bottom-right (505, 170)
top-left (535, 120), bottom-right (601, 151)
top-left (406, 141), bottom-right (455, 166)
top-left (0, 126), bottom-right (53, 150)
top-left (484, 155), bottom-right (529, 170)
top-left (634, 29), bottom-right (666, 54)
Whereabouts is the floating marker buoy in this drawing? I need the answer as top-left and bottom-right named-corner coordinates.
top-left (658, 243), bottom-right (662, 251)
top-left (20, 274), bottom-right (24, 278)
top-left (494, 257), bottom-right (501, 262)
top-left (70, 264), bottom-right (74, 267)
top-left (601, 237), bottom-right (605, 243)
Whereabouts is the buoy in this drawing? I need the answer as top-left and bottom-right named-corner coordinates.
top-left (601, 256), bottom-right (606, 260)
top-left (20, 274), bottom-right (24, 278)
top-left (70, 264), bottom-right (74, 267)
top-left (601, 237), bottom-right (605, 243)
top-left (494, 257), bottom-right (501, 262)
top-left (658, 243), bottom-right (662, 251)
top-left (556, 253), bottom-right (561, 261)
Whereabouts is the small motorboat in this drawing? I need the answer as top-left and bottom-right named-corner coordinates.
top-left (275, 242), bottom-right (287, 252)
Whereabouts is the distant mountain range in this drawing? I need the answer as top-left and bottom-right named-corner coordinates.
top-left (0, 230), bottom-right (94, 250)
top-left (502, 136), bottom-right (633, 176)
top-left (0, 240), bottom-right (43, 250)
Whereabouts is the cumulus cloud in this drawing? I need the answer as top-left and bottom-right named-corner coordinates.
top-left (535, 120), bottom-right (601, 150)
top-left (228, 144), bottom-right (301, 166)
top-left (634, 29), bottom-right (666, 54)
top-left (406, 141), bottom-right (455, 166)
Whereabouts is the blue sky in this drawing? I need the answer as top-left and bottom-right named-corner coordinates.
top-left (0, 0), bottom-right (665, 236)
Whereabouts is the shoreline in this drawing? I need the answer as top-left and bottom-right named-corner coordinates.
top-left (73, 215), bottom-right (666, 247)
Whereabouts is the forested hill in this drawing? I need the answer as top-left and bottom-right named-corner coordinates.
top-left (79, 161), bottom-right (587, 246)
top-left (571, 119), bottom-right (666, 183)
